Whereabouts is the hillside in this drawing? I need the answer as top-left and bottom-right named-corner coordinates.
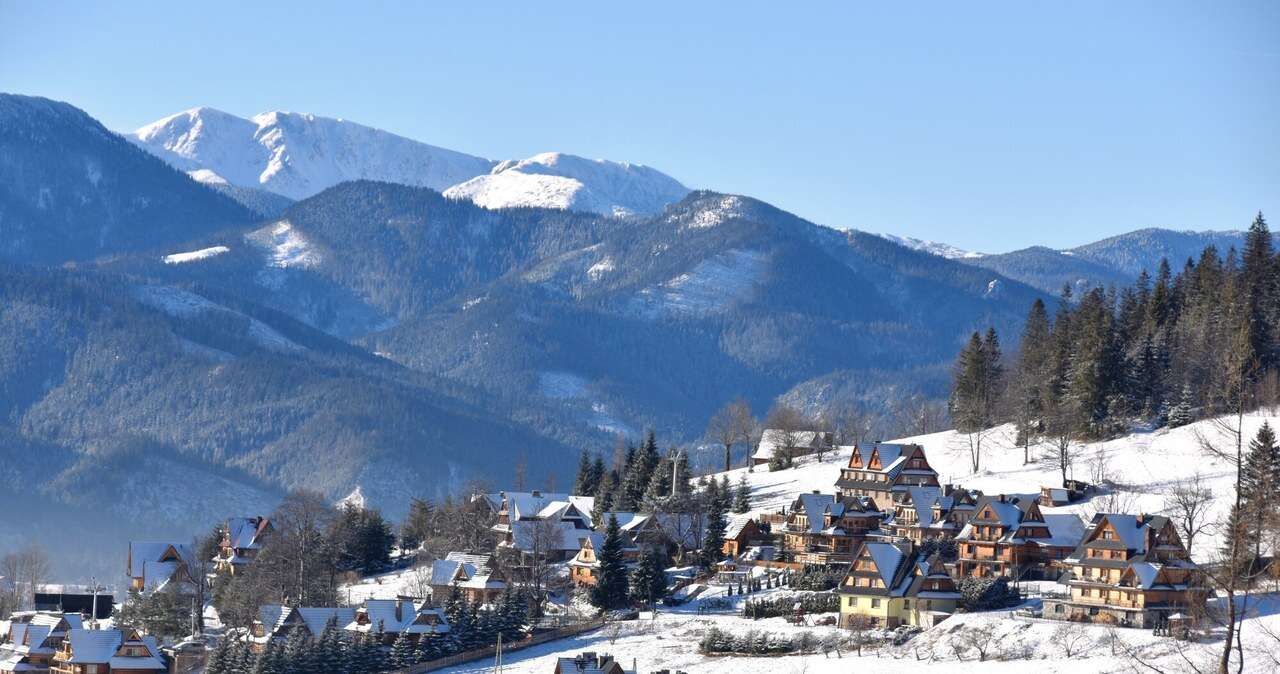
top-left (0, 267), bottom-right (596, 530)
top-left (708, 411), bottom-right (1267, 563)
top-left (0, 94), bottom-right (256, 264)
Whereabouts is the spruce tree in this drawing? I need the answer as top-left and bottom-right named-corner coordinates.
top-left (590, 514), bottom-right (630, 610)
top-left (206, 637), bottom-right (234, 674)
top-left (629, 550), bottom-right (667, 608)
top-left (732, 474), bottom-right (751, 513)
top-left (1167, 383), bottom-right (1194, 427)
top-left (643, 454), bottom-right (673, 507)
top-left (701, 493), bottom-right (728, 570)
top-left (573, 450), bottom-right (594, 496)
top-left (388, 632), bottom-right (415, 670)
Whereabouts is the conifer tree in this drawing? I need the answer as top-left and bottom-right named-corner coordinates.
top-left (388, 632), bottom-right (415, 669)
top-left (643, 454), bottom-right (673, 507)
top-left (573, 450), bottom-right (594, 496)
top-left (206, 637), bottom-right (234, 674)
top-left (629, 550), bottom-right (667, 608)
top-left (592, 469), bottom-right (620, 524)
top-left (1167, 383), bottom-right (1194, 427)
top-left (590, 514), bottom-right (630, 610)
top-left (732, 475), bottom-right (751, 513)
top-left (701, 492), bottom-right (728, 570)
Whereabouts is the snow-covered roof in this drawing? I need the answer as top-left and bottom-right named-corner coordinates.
top-left (509, 520), bottom-right (585, 552)
top-left (345, 600), bottom-right (449, 635)
top-left (863, 542), bottom-right (906, 590)
top-left (752, 429), bottom-right (828, 460)
top-left (61, 629), bottom-right (121, 664)
top-left (226, 516), bottom-right (270, 551)
top-left (724, 515), bottom-right (755, 540)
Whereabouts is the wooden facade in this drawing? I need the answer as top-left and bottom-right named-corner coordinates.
top-left (952, 494), bottom-right (1080, 580)
top-left (779, 492), bottom-right (881, 566)
top-left (1043, 513), bottom-right (1206, 628)
top-left (836, 541), bottom-right (960, 629)
top-left (834, 443), bottom-right (939, 511)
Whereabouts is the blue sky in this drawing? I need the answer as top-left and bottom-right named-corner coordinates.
top-left (2, 1), bottom-right (1276, 251)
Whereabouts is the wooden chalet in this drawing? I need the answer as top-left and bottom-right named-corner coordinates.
top-left (780, 492), bottom-right (882, 566)
top-left (721, 515), bottom-right (763, 558)
top-left (568, 532), bottom-right (641, 587)
top-left (214, 516), bottom-right (272, 574)
top-left (553, 652), bottom-right (634, 674)
top-left (952, 494), bottom-right (1085, 580)
top-left (125, 542), bottom-right (193, 593)
top-left (343, 599), bottom-right (450, 645)
top-left (834, 443), bottom-right (939, 511)
top-left (49, 628), bottom-right (165, 674)
top-left (837, 541), bottom-right (961, 629)
top-left (1044, 513), bottom-right (1206, 628)
top-left (489, 491), bottom-right (598, 569)
top-left (890, 484), bottom-right (978, 542)
top-left (428, 553), bottom-right (508, 603)
top-left (251, 605), bottom-right (355, 650)
top-left (0, 612), bottom-right (84, 674)
top-left (750, 429), bottom-right (834, 467)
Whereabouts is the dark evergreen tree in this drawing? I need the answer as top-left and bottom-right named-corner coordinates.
top-left (388, 632), bottom-right (416, 670)
top-left (629, 550), bottom-right (667, 607)
top-left (732, 474), bottom-right (751, 513)
top-left (701, 492), bottom-right (728, 570)
top-left (400, 498), bottom-right (436, 551)
top-left (589, 514), bottom-right (630, 610)
top-left (572, 450), bottom-right (594, 496)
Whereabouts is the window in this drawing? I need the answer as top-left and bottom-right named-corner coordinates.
top-left (871, 598), bottom-right (881, 608)
top-left (1102, 530), bottom-right (1114, 540)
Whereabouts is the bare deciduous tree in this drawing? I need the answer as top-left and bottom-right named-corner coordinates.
top-left (764, 404), bottom-right (809, 469)
top-left (1162, 473), bottom-right (1215, 558)
top-left (707, 397), bottom-right (756, 472)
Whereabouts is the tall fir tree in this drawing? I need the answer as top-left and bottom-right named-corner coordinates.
top-left (629, 550), bottom-right (667, 607)
top-left (701, 491), bottom-right (728, 570)
top-left (732, 474), bottom-right (751, 513)
top-left (590, 514), bottom-right (630, 610)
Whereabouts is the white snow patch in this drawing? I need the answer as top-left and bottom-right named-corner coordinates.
top-left (162, 245), bottom-right (230, 264)
top-left (629, 249), bottom-right (767, 318)
top-left (186, 168), bottom-right (228, 185)
top-left (444, 152), bottom-right (688, 217)
top-left (245, 220), bottom-right (322, 269)
top-left (587, 256), bottom-right (615, 281)
top-left (677, 195), bottom-right (746, 230)
top-left (133, 284), bottom-right (303, 353)
top-left (878, 233), bottom-right (985, 259)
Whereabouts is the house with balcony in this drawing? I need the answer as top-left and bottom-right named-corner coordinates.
top-left (49, 628), bottom-right (165, 674)
top-left (1043, 513), bottom-right (1205, 628)
top-left (836, 540), bottom-right (960, 629)
top-left (890, 484), bottom-right (979, 542)
top-left (952, 494), bottom-right (1085, 580)
top-left (0, 612), bottom-right (84, 674)
top-left (780, 492), bottom-right (882, 566)
top-left (834, 443), bottom-right (939, 511)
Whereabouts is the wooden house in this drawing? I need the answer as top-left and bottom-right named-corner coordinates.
top-left (750, 430), bottom-right (834, 467)
top-left (890, 484), bottom-right (979, 542)
top-left (834, 443), bottom-right (939, 511)
top-left (553, 652), bottom-right (634, 674)
top-left (1043, 513), bottom-right (1206, 628)
top-left (780, 492), bottom-right (882, 566)
top-left (952, 494), bottom-right (1085, 580)
top-left (0, 612), bottom-right (84, 674)
top-left (214, 516), bottom-right (272, 574)
top-left (568, 531), bottom-right (643, 587)
top-left (836, 541), bottom-right (961, 629)
top-left (428, 553), bottom-right (508, 603)
top-left (250, 605), bottom-right (355, 650)
top-left (49, 628), bottom-right (165, 674)
top-left (126, 542), bottom-right (193, 593)
top-left (722, 515), bottom-right (763, 558)
top-left (343, 599), bottom-right (450, 645)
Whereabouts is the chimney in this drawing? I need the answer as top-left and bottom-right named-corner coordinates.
top-left (997, 494), bottom-right (1007, 503)
top-left (531, 489), bottom-right (541, 497)
top-left (811, 489), bottom-right (820, 495)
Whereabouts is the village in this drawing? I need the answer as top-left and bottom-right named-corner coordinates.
top-left (2, 417), bottom-right (1254, 674)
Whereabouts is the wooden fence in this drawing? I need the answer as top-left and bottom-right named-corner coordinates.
top-left (393, 619), bottom-right (606, 673)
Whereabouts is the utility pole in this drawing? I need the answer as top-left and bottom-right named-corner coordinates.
top-left (670, 448), bottom-right (684, 498)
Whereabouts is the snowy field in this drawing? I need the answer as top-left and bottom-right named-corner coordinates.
top-left (432, 590), bottom-right (1280, 673)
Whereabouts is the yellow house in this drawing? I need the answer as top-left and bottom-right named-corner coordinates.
top-left (837, 541), bottom-right (960, 628)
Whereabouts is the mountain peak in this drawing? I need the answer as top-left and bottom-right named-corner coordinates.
top-left (445, 151), bottom-right (689, 217)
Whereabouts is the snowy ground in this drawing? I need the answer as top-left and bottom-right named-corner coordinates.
top-left (433, 588), bottom-right (1280, 673)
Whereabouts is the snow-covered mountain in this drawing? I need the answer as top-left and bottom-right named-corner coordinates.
top-left (876, 233), bottom-right (983, 259)
top-left (129, 107), bottom-right (497, 200)
top-left (443, 152), bottom-right (689, 217)
top-left (129, 109), bottom-right (690, 216)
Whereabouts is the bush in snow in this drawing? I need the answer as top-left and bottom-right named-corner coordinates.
top-left (957, 577), bottom-right (1016, 611)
